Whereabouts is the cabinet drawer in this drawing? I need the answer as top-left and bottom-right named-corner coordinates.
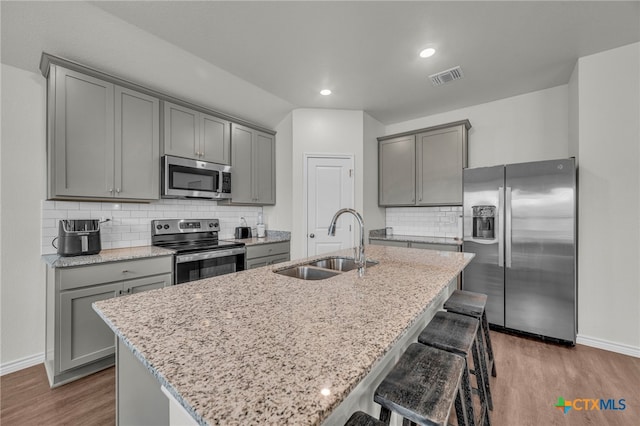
top-left (245, 242), bottom-right (290, 260)
top-left (59, 256), bottom-right (172, 290)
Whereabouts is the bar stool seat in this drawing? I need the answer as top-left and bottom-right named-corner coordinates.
top-left (444, 290), bottom-right (497, 377)
top-left (344, 411), bottom-right (387, 426)
top-left (374, 343), bottom-right (469, 426)
top-left (418, 311), bottom-right (493, 426)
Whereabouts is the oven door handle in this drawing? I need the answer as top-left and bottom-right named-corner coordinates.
top-left (175, 247), bottom-right (246, 263)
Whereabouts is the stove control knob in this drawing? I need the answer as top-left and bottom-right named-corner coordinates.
top-left (164, 224), bottom-right (170, 230)
top-left (209, 223), bottom-right (214, 228)
top-left (156, 224), bottom-right (162, 230)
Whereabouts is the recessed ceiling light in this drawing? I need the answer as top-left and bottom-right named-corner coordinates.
top-left (419, 48), bottom-right (436, 58)
top-left (320, 89), bottom-right (332, 96)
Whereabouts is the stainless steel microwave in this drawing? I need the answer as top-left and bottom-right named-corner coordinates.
top-left (162, 155), bottom-right (232, 199)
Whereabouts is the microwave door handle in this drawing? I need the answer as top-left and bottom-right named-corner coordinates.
top-left (217, 170), bottom-right (223, 194)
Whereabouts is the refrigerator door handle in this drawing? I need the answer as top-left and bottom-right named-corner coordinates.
top-left (498, 187), bottom-right (504, 267)
top-left (505, 186), bottom-right (512, 268)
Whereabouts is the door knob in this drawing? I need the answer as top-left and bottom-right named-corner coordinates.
top-left (309, 233), bottom-right (315, 238)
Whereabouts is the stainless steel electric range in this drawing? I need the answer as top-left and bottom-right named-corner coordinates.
top-left (151, 219), bottom-right (245, 284)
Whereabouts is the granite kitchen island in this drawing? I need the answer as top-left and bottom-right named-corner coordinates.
top-left (93, 244), bottom-right (474, 425)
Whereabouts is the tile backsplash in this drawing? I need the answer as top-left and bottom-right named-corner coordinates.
top-left (385, 206), bottom-right (462, 238)
top-left (42, 199), bottom-right (263, 254)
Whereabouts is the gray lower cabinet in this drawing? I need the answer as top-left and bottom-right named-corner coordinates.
top-left (245, 241), bottom-right (290, 269)
top-left (230, 124), bottom-right (276, 205)
top-left (378, 120), bottom-right (470, 206)
top-left (162, 101), bottom-right (230, 164)
top-left (370, 239), bottom-right (460, 252)
top-left (47, 65), bottom-right (160, 201)
top-left (45, 256), bottom-right (172, 387)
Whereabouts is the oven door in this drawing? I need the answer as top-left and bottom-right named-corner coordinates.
top-left (174, 247), bottom-right (245, 284)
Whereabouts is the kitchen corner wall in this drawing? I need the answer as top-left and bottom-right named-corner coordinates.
top-left (573, 42), bottom-right (640, 355)
top-left (41, 200), bottom-right (262, 255)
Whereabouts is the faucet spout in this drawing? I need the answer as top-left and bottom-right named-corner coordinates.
top-left (327, 208), bottom-right (366, 277)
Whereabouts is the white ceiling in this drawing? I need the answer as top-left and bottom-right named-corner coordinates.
top-left (3, 1), bottom-right (640, 126)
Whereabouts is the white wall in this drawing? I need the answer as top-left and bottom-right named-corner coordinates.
top-left (263, 113), bottom-right (293, 233)
top-left (575, 42), bottom-right (640, 353)
top-left (1, 64), bottom-right (47, 370)
top-left (363, 113), bottom-right (386, 235)
top-left (385, 85), bottom-right (570, 168)
top-left (291, 109), bottom-right (364, 260)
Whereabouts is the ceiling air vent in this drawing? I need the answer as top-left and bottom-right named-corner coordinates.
top-left (429, 66), bottom-right (464, 86)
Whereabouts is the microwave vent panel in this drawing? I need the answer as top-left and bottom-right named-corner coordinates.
top-left (429, 66), bottom-right (464, 86)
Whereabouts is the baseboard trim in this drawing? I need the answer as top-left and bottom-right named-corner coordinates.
top-left (577, 334), bottom-right (640, 358)
top-left (0, 352), bottom-right (45, 376)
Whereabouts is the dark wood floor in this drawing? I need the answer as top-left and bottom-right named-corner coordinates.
top-left (1, 332), bottom-right (639, 425)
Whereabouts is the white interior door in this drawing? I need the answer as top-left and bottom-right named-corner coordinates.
top-left (306, 156), bottom-right (354, 257)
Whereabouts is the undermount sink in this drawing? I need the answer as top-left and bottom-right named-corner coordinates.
top-left (274, 266), bottom-right (342, 280)
top-left (307, 256), bottom-right (379, 272)
top-left (274, 256), bottom-right (378, 280)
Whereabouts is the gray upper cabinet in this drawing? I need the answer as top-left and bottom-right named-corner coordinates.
top-left (51, 67), bottom-right (115, 199)
top-left (379, 135), bottom-right (416, 205)
top-left (230, 123), bottom-right (275, 205)
top-left (116, 87), bottom-right (160, 200)
top-left (378, 120), bottom-right (470, 206)
top-left (416, 124), bottom-right (467, 205)
top-left (163, 101), bottom-right (230, 165)
top-left (48, 65), bottom-right (159, 201)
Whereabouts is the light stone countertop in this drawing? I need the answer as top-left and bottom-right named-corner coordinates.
top-left (369, 229), bottom-right (463, 246)
top-left (93, 244), bottom-right (474, 425)
top-left (225, 230), bottom-right (291, 246)
top-left (42, 245), bottom-right (175, 268)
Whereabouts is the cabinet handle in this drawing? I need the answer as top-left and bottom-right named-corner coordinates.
top-left (116, 188), bottom-right (120, 193)
top-left (126, 288), bottom-right (131, 294)
top-left (122, 270), bottom-right (129, 274)
top-left (109, 188), bottom-right (114, 193)
top-left (419, 197), bottom-right (422, 201)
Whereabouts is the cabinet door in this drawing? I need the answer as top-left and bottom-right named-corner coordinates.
top-left (200, 114), bottom-right (230, 165)
top-left (163, 102), bottom-right (199, 159)
top-left (254, 131), bottom-right (275, 204)
top-left (416, 125), bottom-right (465, 205)
top-left (123, 273), bottom-right (172, 294)
top-left (52, 66), bottom-right (114, 198)
top-left (379, 136), bottom-right (415, 206)
top-left (230, 124), bottom-right (254, 203)
top-left (115, 87), bottom-right (160, 200)
top-left (246, 258), bottom-right (270, 270)
top-left (59, 282), bottom-right (121, 372)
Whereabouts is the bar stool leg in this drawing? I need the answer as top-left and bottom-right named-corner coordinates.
top-left (460, 365), bottom-right (477, 426)
top-left (455, 386), bottom-right (470, 426)
top-left (472, 327), bottom-right (493, 411)
top-left (378, 407), bottom-right (391, 425)
top-left (481, 311), bottom-right (497, 377)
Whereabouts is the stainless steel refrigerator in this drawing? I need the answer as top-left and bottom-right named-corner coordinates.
top-left (463, 158), bottom-right (576, 343)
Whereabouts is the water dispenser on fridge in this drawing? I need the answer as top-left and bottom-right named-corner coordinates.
top-left (472, 206), bottom-right (496, 239)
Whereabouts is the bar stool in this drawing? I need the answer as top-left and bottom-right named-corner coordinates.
top-left (418, 311), bottom-right (492, 426)
top-left (374, 343), bottom-right (470, 426)
top-left (444, 290), bottom-right (497, 377)
top-left (344, 411), bottom-right (386, 426)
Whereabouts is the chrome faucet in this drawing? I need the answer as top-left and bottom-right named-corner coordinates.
top-left (327, 208), bottom-right (366, 277)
